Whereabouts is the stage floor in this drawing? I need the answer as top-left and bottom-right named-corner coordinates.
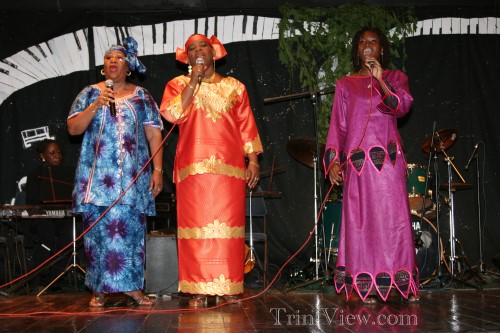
top-left (1, 274), bottom-right (500, 333)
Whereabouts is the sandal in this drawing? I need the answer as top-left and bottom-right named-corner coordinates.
top-left (189, 295), bottom-right (208, 307)
top-left (362, 295), bottom-right (378, 305)
top-left (407, 295), bottom-right (420, 303)
top-left (124, 292), bottom-right (156, 306)
top-left (215, 295), bottom-right (240, 305)
top-left (89, 293), bottom-right (106, 307)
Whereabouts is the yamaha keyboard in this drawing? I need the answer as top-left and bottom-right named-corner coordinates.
top-left (0, 204), bottom-right (73, 219)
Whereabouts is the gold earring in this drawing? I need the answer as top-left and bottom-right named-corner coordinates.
top-left (188, 64), bottom-right (192, 75)
top-left (100, 69), bottom-right (105, 75)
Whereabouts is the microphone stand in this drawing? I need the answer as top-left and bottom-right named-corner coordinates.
top-left (474, 146), bottom-right (484, 273)
top-left (472, 144), bottom-right (500, 279)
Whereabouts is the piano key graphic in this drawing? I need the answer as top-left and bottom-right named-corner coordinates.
top-left (24, 47), bottom-right (56, 78)
top-left (6, 53), bottom-right (46, 82)
top-left (1, 15), bottom-right (499, 106)
top-left (32, 43), bottom-right (62, 77)
top-left (0, 59), bottom-right (38, 88)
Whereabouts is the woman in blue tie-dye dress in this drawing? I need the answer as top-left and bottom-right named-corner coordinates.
top-left (67, 37), bottom-right (163, 307)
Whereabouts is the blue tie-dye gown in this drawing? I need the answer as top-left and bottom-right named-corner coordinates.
top-left (68, 84), bottom-right (163, 293)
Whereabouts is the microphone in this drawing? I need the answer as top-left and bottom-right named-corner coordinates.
top-left (363, 49), bottom-right (374, 68)
top-left (105, 79), bottom-right (116, 117)
top-left (196, 57), bottom-right (204, 84)
top-left (429, 120), bottom-right (437, 152)
top-left (465, 142), bottom-right (480, 170)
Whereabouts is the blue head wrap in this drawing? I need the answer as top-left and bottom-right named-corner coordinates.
top-left (105, 36), bottom-right (146, 74)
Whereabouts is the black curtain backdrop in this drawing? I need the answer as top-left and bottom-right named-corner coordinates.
top-left (402, 33), bottom-right (500, 273)
top-left (1, 11), bottom-right (499, 280)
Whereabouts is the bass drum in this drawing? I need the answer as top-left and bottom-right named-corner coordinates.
top-left (411, 213), bottom-right (445, 281)
top-left (407, 163), bottom-right (432, 212)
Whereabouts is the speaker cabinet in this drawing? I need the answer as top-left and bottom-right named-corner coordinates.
top-left (145, 234), bottom-right (178, 294)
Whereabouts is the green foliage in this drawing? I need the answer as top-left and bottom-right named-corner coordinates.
top-left (278, 3), bottom-right (417, 142)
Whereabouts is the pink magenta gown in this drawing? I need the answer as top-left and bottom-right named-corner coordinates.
top-left (324, 69), bottom-right (418, 301)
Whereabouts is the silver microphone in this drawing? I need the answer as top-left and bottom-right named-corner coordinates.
top-left (196, 57), bottom-right (204, 84)
top-left (105, 79), bottom-right (116, 117)
top-left (363, 49), bottom-right (375, 68)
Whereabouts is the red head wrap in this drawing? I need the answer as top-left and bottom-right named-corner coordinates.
top-left (175, 34), bottom-right (227, 64)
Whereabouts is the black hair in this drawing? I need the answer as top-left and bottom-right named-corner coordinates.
top-left (351, 27), bottom-right (391, 71)
top-left (35, 139), bottom-right (59, 155)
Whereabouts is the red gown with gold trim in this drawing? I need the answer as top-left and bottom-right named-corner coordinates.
top-left (160, 75), bottom-right (263, 296)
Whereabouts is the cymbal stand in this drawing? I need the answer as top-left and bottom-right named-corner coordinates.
top-left (310, 92), bottom-right (330, 282)
top-left (427, 123), bottom-right (446, 280)
top-left (284, 92), bottom-right (330, 292)
top-left (430, 146), bottom-right (446, 281)
top-left (312, 155), bottom-right (320, 280)
top-left (284, 154), bottom-right (325, 292)
top-left (444, 153), bottom-right (458, 277)
top-left (37, 215), bottom-right (85, 296)
top-left (264, 87), bottom-right (334, 290)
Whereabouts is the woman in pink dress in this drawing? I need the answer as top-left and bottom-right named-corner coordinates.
top-left (324, 27), bottom-right (419, 304)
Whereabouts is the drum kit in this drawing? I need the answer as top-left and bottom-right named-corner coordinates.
top-left (287, 127), bottom-right (481, 287)
top-left (411, 128), bottom-right (475, 284)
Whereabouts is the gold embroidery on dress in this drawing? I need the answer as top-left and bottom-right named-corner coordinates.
top-left (244, 135), bottom-right (264, 154)
top-left (166, 94), bottom-right (189, 120)
top-left (192, 78), bottom-right (241, 123)
top-left (178, 219), bottom-right (245, 239)
top-left (179, 274), bottom-right (244, 295)
top-left (177, 155), bottom-right (246, 182)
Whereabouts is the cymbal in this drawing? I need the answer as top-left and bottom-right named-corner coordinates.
top-left (287, 138), bottom-right (325, 168)
top-left (421, 128), bottom-right (458, 153)
top-left (439, 182), bottom-right (472, 190)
